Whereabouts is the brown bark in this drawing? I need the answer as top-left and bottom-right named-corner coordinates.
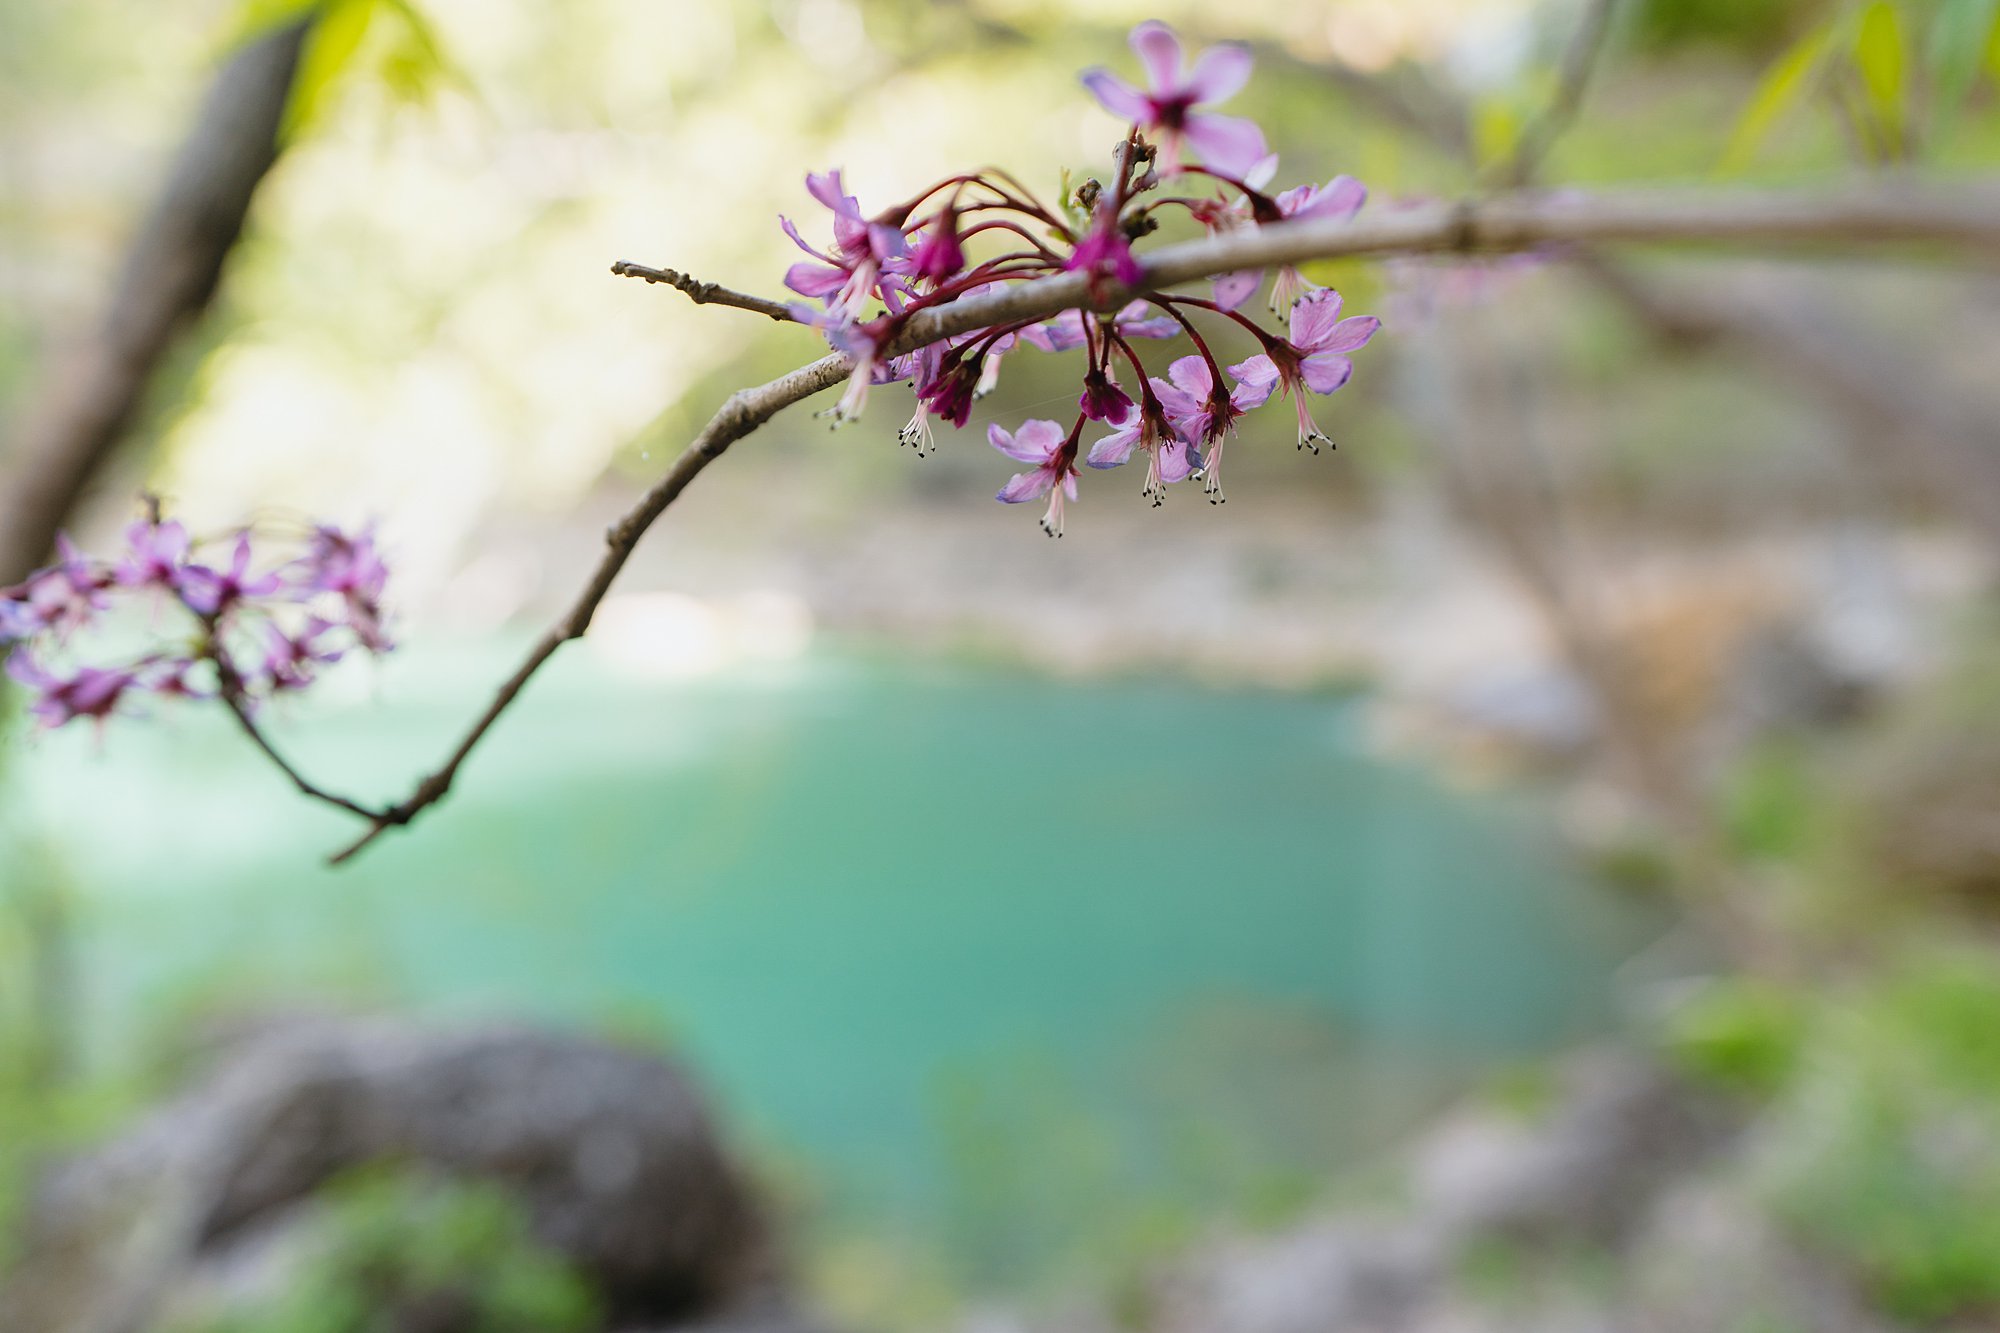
top-left (0, 17), bottom-right (310, 585)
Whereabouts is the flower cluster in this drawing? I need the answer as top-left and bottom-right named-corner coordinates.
top-left (780, 19), bottom-right (1380, 534)
top-left (1, 507), bottom-right (392, 732)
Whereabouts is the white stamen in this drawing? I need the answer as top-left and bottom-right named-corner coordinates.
top-left (1040, 487), bottom-right (1067, 537)
top-left (899, 403), bottom-right (936, 457)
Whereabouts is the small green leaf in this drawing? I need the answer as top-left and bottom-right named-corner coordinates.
top-left (1718, 20), bottom-right (1839, 175)
top-left (280, 0), bottom-right (378, 141)
top-left (376, 0), bottom-right (464, 103)
top-left (1471, 99), bottom-right (1522, 171)
top-left (1930, 0), bottom-right (1999, 132)
top-left (1854, 1), bottom-right (1908, 150)
top-left (226, 0), bottom-right (322, 47)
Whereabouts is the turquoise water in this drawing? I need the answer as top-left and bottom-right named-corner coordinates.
top-left (12, 640), bottom-right (1651, 1277)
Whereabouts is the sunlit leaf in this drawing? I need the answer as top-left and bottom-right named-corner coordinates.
top-left (280, 0), bottom-right (377, 142)
top-left (1854, 1), bottom-right (1908, 151)
top-left (1718, 20), bottom-right (1839, 175)
top-left (376, 0), bottom-right (465, 104)
top-left (1988, 0), bottom-right (2000, 83)
top-left (226, 0), bottom-right (322, 47)
top-left (1472, 99), bottom-right (1522, 171)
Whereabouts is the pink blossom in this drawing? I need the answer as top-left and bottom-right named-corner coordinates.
top-left (8, 655), bottom-right (136, 731)
top-left (1020, 303), bottom-right (1179, 353)
top-left (909, 206), bottom-right (966, 286)
top-left (1064, 204), bottom-right (1143, 293)
top-left (1081, 21), bottom-right (1268, 176)
top-left (179, 533), bottom-right (282, 618)
top-left (780, 170), bottom-right (912, 321)
top-left (988, 419), bottom-right (1083, 537)
top-left (1086, 398), bottom-right (1202, 507)
top-left (262, 617), bottom-right (346, 692)
top-left (1078, 368), bottom-right (1135, 425)
top-left (8, 534), bottom-right (110, 639)
top-left (1150, 354), bottom-right (1270, 504)
top-left (115, 518), bottom-right (192, 590)
top-left (1228, 289), bottom-right (1380, 453)
top-left (298, 523), bottom-right (392, 651)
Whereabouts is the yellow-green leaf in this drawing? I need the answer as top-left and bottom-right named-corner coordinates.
top-left (1718, 21), bottom-right (1839, 175)
top-left (1854, 1), bottom-right (1908, 148)
top-left (376, 0), bottom-right (463, 101)
top-left (280, 0), bottom-right (377, 141)
top-left (225, 0), bottom-right (322, 48)
top-left (1472, 99), bottom-right (1522, 171)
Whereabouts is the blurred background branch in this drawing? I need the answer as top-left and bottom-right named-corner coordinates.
top-left (0, 13), bottom-right (313, 586)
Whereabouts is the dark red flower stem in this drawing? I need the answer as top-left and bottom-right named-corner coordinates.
top-left (1165, 293), bottom-right (1289, 353)
top-left (1143, 296), bottom-right (1230, 396)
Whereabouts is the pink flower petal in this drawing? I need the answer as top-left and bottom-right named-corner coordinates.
top-left (1129, 21), bottom-right (1184, 95)
top-left (1316, 175), bottom-right (1368, 220)
top-left (1081, 69), bottom-right (1151, 122)
top-left (1181, 112), bottom-right (1268, 176)
top-left (1185, 42), bottom-right (1252, 104)
top-left (1317, 315), bottom-right (1381, 355)
top-left (1087, 425), bottom-right (1141, 469)
top-left (1301, 351), bottom-right (1354, 395)
top-left (805, 170), bottom-right (851, 214)
top-left (1289, 288), bottom-right (1346, 349)
top-left (1212, 269), bottom-right (1263, 311)
top-left (1228, 353), bottom-right (1280, 393)
top-left (1158, 439), bottom-right (1200, 483)
top-left (1024, 311), bottom-right (1089, 353)
top-left (988, 419), bottom-right (1063, 464)
top-left (997, 468), bottom-right (1056, 504)
top-left (1166, 354), bottom-right (1213, 399)
top-left (784, 262), bottom-right (848, 298)
top-left (1013, 418), bottom-right (1067, 457)
top-left (779, 215), bottom-right (834, 264)
top-left (1149, 376), bottom-right (1202, 420)
top-left (1230, 376), bottom-right (1275, 411)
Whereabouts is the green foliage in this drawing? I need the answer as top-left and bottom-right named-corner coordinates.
top-left (1719, 20), bottom-right (1842, 173)
top-left (1760, 956), bottom-right (2000, 1322)
top-left (226, 0), bottom-right (461, 142)
top-left (1854, 1), bottom-right (1911, 149)
top-left (1719, 741), bottom-right (1824, 862)
top-left (1664, 977), bottom-right (1805, 1096)
top-left (170, 1167), bottom-right (598, 1333)
top-left (1721, 0), bottom-right (2000, 171)
top-left (1931, 0), bottom-right (2000, 132)
top-left (1637, 0), bottom-right (1814, 54)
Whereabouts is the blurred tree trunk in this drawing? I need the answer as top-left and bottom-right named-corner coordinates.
top-left (0, 15), bottom-right (311, 584)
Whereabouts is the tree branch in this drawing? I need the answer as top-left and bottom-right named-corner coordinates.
top-left (313, 178), bottom-right (2000, 864)
top-left (212, 652), bottom-right (385, 824)
top-left (608, 262), bottom-right (798, 322)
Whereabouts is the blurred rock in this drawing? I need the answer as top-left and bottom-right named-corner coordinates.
top-left (1147, 1050), bottom-right (1737, 1333)
top-left (5, 1015), bottom-right (810, 1333)
top-left (1626, 1180), bottom-right (1896, 1333)
top-left (1410, 1051), bottom-right (1718, 1245)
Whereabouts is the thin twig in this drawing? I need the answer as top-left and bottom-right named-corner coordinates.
top-left (326, 355), bottom-right (850, 864)
top-left (1496, 0), bottom-right (1621, 188)
top-left (210, 651), bottom-right (384, 822)
top-left (609, 261), bottom-right (797, 321)
top-left (315, 179), bottom-right (2000, 864)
